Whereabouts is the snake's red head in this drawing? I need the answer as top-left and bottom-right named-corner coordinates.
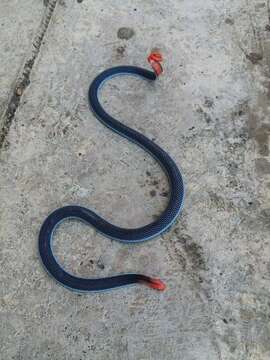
top-left (146, 277), bottom-right (166, 291)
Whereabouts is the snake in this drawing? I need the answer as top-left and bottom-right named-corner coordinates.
top-left (38, 57), bottom-right (184, 292)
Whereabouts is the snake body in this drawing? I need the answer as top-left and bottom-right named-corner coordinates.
top-left (38, 65), bottom-right (184, 292)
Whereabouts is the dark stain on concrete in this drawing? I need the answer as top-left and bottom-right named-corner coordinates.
top-left (116, 45), bottom-right (126, 58)
top-left (259, 208), bottom-right (270, 229)
top-left (246, 52), bottom-right (263, 64)
top-left (248, 110), bottom-right (259, 136)
top-left (254, 124), bottom-right (270, 156)
top-left (204, 97), bottom-right (214, 108)
top-left (185, 241), bottom-right (207, 271)
top-left (160, 191), bottom-right (169, 197)
top-left (232, 101), bottom-right (249, 119)
top-left (196, 105), bottom-right (212, 123)
top-left (173, 227), bottom-right (207, 271)
top-left (117, 27), bottom-right (135, 40)
top-left (151, 179), bottom-right (159, 187)
top-left (256, 158), bottom-right (270, 174)
top-left (255, 2), bottom-right (265, 10)
top-left (163, 215), bottom-right (188, 270)
top-left (150, 189), bottom-right (156, 197)
top-left (246, 109), bottom-right (270, 159)
top-left (225, 18), bottom-right (234, 25)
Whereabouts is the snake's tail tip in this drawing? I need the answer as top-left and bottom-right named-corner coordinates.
top-left (147, 51), bottom-right (163, 77)
top-left (146, 278), bottom-right (166, 291)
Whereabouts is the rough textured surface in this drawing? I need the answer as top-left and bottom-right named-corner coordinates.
top-left (0, 0), bottom-right (57, 148)
top-left (0, 0), bottom-right (270, 359)
top-left (0, 0), bottom-right (44, 118)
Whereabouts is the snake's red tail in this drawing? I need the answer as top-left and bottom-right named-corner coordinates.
top-left (147, 51), bottom-right (163, 76)
top-left (143, 277), bottom-right (166, 291)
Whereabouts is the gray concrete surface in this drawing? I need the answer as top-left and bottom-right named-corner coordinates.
top-left (0, 0), bottom-right (270, 359)
top-left (0, 0), bottom-right (44, 116)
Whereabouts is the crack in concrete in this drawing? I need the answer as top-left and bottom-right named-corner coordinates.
top-left (0, 0), bottom-right (58, 150)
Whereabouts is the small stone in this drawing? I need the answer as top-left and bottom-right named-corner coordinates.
top-left (16, 87), bottom-right (22, 96)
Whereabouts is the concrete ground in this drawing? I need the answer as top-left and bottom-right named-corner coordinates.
top-left (0, 0), bottom-right (270, 359)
